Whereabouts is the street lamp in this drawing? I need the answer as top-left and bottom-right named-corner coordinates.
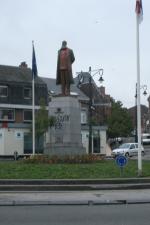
top-left (78, 67), bottom-right (104, 154)
top-left (88, 67), bottom-right (104, 154)
top-left (135, 83), bottom-right (147, 142)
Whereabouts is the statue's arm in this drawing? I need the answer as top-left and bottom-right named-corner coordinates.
top-left (70, 49), bottom-right (75, 63)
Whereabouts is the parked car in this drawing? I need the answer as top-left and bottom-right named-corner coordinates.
top-left (112, 143), bottom-right (145, 157)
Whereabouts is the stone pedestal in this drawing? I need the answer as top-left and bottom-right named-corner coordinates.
top-left (45, 96), bottom-right (86, 156)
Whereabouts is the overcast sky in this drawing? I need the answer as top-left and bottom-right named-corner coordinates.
top-left (0, 0), bottom-right (150, 108)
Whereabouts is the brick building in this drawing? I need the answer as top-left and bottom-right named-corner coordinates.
top-left (0, 63), bottom-right (47, 155)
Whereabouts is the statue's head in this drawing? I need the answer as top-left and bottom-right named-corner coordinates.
top-left (62, 40), bottom-right (67, 48)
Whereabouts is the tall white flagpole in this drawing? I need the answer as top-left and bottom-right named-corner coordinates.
top-left (136, 5), bottom-right (142, 176)
top-left (32, 41), bottom-right (35, 155)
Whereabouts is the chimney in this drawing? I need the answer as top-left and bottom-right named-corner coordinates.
top-left (19, 61), bottom-right (28, 68)
top-left (99, 86), bottom-right (105, 97)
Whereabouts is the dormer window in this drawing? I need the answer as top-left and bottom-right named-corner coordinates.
top-left (0, 85), bottom-right (8, 97)
top-left (24, 87), bottom-right (31, 99)
top-left (81, 110), bottom-right (87, 124)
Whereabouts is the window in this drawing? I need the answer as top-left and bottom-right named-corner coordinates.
top-left (130, 144), bottom-right (135, 149)
top-left (24, 88), bottom-right (31, 99)
top-left (17, 133), bottom-right (21, 137)
top-left (0, 86), bottom-right (8, 97)
top-left (0, 108), bottom-right (14, 121)
top-left (15, 131), bottom-right (22, 139)
top-left (81, 110), bottom-right (87, 124)
top-left (24, 110), bottom-right (32, 122)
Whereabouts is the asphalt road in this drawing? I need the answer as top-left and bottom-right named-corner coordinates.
top-left (0, 204), bottom-right (150, 225)
top-left (130, 145), bottom-right (150, 160)
top-left (143, 145), bottom-right (150, 159)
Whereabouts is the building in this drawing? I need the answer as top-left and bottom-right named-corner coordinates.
top-left (128, 104), bottom-right (148, 134)
top-left (0, 63), bottom-right (47, 156)
top-left (74, 73), bottom-right (111, 126)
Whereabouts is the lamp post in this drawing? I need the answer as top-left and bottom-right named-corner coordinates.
top-left (78, 67), bottom-right (104, 154)
top-left (135, 82), bottom-right (147, 176)
top-left (135, 83), bottom-right (147, 142)
top-left (88, 67), bottom-right (104, 154)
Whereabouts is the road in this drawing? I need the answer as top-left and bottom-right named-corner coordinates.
top-left (0, 190), bottom-right (150, 224)
top-left (130, 145), bottom-right (150, 160)
top-left (143, 145), bottom-right (150, 159)
top-left (0, 204), bottom-right (150, 225)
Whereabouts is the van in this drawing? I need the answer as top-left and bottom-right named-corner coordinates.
top-left (142, 133), bottom-right (150, 145)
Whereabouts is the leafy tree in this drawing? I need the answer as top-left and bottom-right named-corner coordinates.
top-left (107, 100), bottom-right (133, 138)
top-left (35, 98), bottom-right (56, 152)
top-left (49, 115), bottom-right (56, 129)
top-left (48, 113), bottom-right (56, 144)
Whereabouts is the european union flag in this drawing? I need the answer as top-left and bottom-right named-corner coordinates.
top-left (32, 42), bottom-right (38, 79)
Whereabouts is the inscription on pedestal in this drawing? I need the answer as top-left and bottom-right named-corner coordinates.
top-left (54, 108), bottom-right (70, 130)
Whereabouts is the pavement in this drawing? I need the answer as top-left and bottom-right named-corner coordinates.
top-left (1, 189), bottom-right (150, 206)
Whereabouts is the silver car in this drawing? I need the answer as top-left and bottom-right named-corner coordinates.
top-left (112, 143), bottom-right (145, 157)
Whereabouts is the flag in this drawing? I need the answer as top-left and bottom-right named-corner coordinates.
top-left (32, 41), bottom-right (37, 155)
top-left (135, 0), bottom-right (143, 23)
top-left (32, 42), bottom-right (38, 79)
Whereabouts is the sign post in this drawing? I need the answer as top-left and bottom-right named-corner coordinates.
top-left (116, 155), bottom-right (128, 177)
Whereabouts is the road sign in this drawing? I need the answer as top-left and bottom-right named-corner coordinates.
top-left (116, 155), bottom-right (128, 167)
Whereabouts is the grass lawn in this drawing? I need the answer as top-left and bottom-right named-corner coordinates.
top-left (0, 159), bottom-right (150, 179)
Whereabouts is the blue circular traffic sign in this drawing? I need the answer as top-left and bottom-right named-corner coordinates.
top-left (116, 155), bottom-right (128, 167)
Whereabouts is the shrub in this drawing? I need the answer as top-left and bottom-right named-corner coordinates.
top-left (23, 154), bottom-right (104, 164)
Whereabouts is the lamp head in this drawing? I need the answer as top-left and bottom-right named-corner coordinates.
top-left (99, 75), bottom-right (104, 83)
top-left (143, 90), bottom-right (147, 96)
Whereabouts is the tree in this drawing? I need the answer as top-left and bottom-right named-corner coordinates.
top-left (49, 113), bottom-right (56, 143)
top-left (35, 98), bottom-right (55, 153)
top-left (107, 100), bottom-right (133, 138)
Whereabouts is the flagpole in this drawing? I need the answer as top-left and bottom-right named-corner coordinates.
top-left (136, 12), bottom-right (142, 176)
top-left (32, 41), bottom-right (35, 155)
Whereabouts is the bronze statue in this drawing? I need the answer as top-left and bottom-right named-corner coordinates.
top-left (56, 41), bottom-right (75, 96)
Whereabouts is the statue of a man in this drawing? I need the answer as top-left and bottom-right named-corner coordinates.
top-left (56, 41), bottom-right (75, 96)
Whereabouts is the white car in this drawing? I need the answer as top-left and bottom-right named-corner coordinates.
top-left (112, 143), bottom-right (145, 157)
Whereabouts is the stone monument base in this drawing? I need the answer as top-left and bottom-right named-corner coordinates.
top-left (44, 95), bottom-right (86, 156)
